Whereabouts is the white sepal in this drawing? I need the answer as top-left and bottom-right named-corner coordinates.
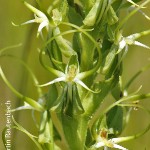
top-left (37, 76), bottom-right (66, 87)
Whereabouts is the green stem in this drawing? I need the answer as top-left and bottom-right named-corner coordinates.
top-left (89, 93), bottom-right (150, 128)
top-left (12, 116), bottom-right (43, 150)
top-left (116, 0), bottom-right (150, 31)
top-left (50, 119), bottom-right (54, 150)
top-left (125, 63), bottom-right (150, 90)
top-left (0, 54), bottom-right (43, 97)
top-left (0, 67), bottom-right (44, 112)
top-left (104, 93), bottom-right (150, 115)
top-left (114, 124), bottom-right (150, 144)
top-left (0, 43), bottom-right (22, 54)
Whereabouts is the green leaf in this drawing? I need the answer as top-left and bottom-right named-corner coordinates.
top-left (51, 104), bottom-right (89, 150)
top-left (107, 6), bottom-right (118, 25)
top-left (80, 0), bottom-right (96, 14)
top-left (72, 33), bottom-right (82, 56)
top-left (87, 73), bottom-right (121, 127)
top-left (59, 0), bottom-right (69, 21)
top-left (101, 44), bottom-right (117, 74)
top-left (46, 31), bottom-right (65, 72)
top-left (61, 115), bottom-right (88, 150)
top-left (38, 111), bottom-right (52, 145)
top-left (46, 84), bottom-right (58, 110)
top-left (112, 0), bottom-right (124, 11)
top-left (78, 33), bottom-right (95, 72)
top-left (63, 83), bottom-right (84, 117)
top-left (107, 25), bottom-right (116, 41)
top-left (67, 0), bottom-right (74, 7)
top-left (106, 106), bottom-right (123, 136)
top-left (111, 82), bottom-right (122, 100)
top-left (84, 77), bottom-right (114, 116)
top-left (96, 0), bottom-right (108, 25)
top-left (68, 6), bottom-right (83, 26)
top-left (83, 0), bottom-right (102, 26)
top-left (72, 84), bottom-right (85, 115)
top-left (53, 27), bottom-right (76, 57)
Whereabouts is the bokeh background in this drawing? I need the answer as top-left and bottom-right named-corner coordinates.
top-left (0, 0), bottom-right (150, 149)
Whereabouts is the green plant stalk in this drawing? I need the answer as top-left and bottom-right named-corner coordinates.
top-left (89, 93), bottom-right (150, 129)
top-left (0, 67), bottom-right (44, 112)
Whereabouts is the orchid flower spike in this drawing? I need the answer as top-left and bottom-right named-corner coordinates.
top-left (37, 55), bottom-right (100, 93)
top-left (22, 1), bottom-right (49, 37)
top-left (92, 129), bottom-right (128, 150)
top-left (117, 30), bottom-right (150, 54)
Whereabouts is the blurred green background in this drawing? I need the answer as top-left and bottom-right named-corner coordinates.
top-left (0, 0), bottom-right (150, 149)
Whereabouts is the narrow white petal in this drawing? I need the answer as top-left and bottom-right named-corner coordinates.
top-left (117, 39), bottom-right (126, 54)
top-left (113, 144), bottom-right (128, 150)
top-left (37, 76), bottom-right (65, 87)
top-left (21, 19), bottom-right (36, 25)
top-left (37, 21), bottom-right (48, 36)
top-left (10, 106), bottom-right (34, 112)
top-left (111, 138), bottom-right (124, 143)
top-left (74, 78), bottom-right (100, 93)
top-left (111, 137), bottom-right (130, 144)
top-left (119, 39), bottom-right (126, 49)
top-left (127, 0), bottom-right (140, 7)
top-left (134, 41), bottom-right (150, 49)
top-left (94, 142), bottom-right (105, 148)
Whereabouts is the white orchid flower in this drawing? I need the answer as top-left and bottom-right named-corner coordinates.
top-left (92, 129), bottom-right (128, 150)
top-left (22, 2), bottom-right (49, 37)
top-left (37, 55), bottom-right (99, 93)
top-left (117, 30), bottom-right (150, 54)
